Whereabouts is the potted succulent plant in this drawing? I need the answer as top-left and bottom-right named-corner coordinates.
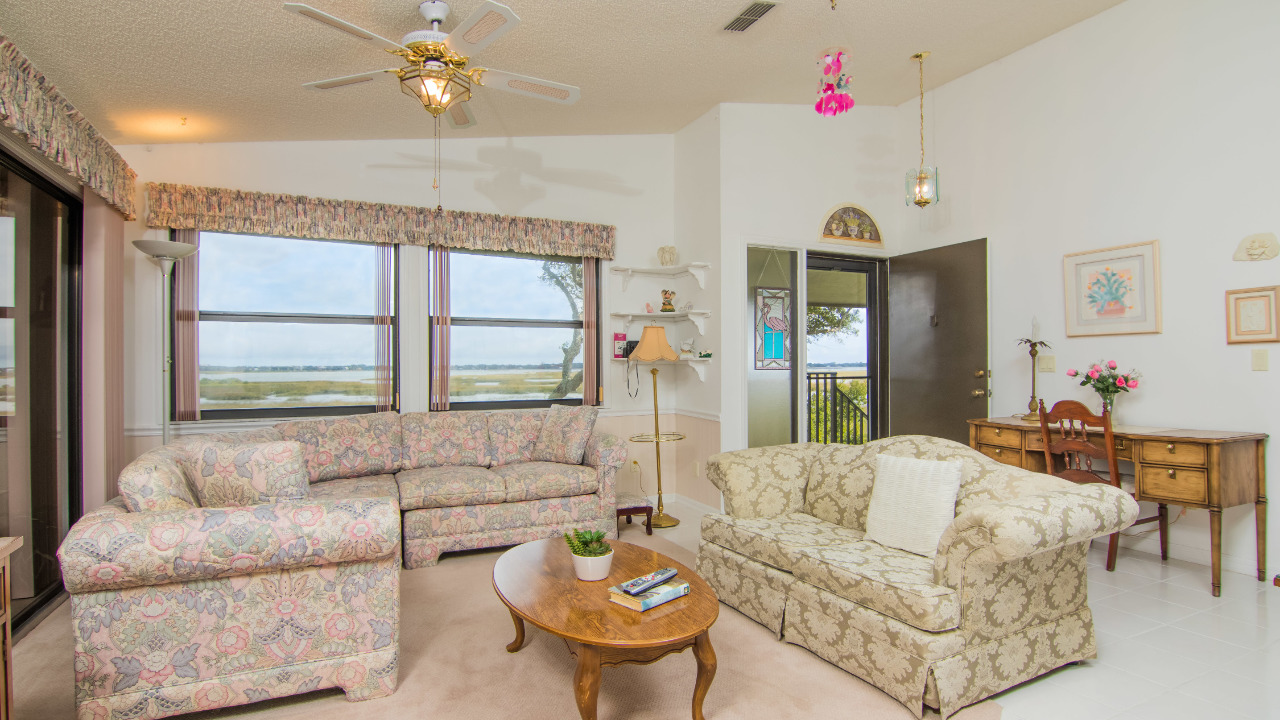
top-left (564, 530), bottom-right (614, 581)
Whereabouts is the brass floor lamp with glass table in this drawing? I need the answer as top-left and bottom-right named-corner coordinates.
top-left (628, 325), bottom-right (684, 528)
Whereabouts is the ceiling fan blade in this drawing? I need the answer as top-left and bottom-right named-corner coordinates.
top-left (478, 68), bottom-right (580, 104)
top-left (303, 68), bottom-right (398, 90)
top-left (284, 3), bottom-right (407, 52)
top-left (445, 102), bottom-right (477, 130)
top-left (443, 1), bottom-right (520, 56)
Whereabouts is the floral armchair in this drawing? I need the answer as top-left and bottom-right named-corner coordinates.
top-left (58, 493), bottom-right (401, 720)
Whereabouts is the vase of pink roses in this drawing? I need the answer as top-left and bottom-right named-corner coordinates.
top-left (1065, 360), bottom-right (1140, 416)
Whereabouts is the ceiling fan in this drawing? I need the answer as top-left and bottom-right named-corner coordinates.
top-left (284, 0), bottom-right (581, 130)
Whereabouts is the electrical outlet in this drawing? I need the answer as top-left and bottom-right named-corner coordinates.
top-left (1252, 349), bottom-right (1268, 371)
top-left (1038, 355), bottom-right (1056, 373)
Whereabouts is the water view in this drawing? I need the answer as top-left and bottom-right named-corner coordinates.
top-left (199, 364), bottom-right (583, 409)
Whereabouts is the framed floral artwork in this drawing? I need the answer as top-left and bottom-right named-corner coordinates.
top-left (1063, 240), bottom-right (1162, 337)
top-left (1225, 286), bottom-right (1279, 344)
top-left (818, 203), bottom-right (882, 248)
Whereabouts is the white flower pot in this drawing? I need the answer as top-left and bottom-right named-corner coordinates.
top-left (571, 549), bottom-right (614, 581)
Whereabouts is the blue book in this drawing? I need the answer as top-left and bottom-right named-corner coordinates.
top-left (608, 580), bottom-right (690, 611)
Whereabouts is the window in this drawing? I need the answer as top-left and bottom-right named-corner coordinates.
top-left (195, 232), bottom-right (394, 418)
top-left (446, 251), bottom-right (593, 407)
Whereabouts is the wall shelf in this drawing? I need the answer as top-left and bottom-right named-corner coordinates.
top-left (610, 262), bottom-right (710, 291)
top-left (611, 356), bottom-right (711, 382)
top-left (610, 310), bottom-right (711, 334)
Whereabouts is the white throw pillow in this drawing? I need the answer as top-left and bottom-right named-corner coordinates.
top-left (864, 454), bottom-right (963, 558)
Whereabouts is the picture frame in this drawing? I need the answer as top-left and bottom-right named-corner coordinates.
top-left (754, 287), bottom-right (792, 370)
top-left (1063, 240), bottom-right (1162, 337)
top-left (818, 203), bottom-right (882, 248)
top-left (1225, 286), bottom-right (1279, 344)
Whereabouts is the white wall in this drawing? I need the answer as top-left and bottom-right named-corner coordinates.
top-left (897, 0), bottom-right (1280, 576)
top-left (717, 103), bottom-right (902, 450)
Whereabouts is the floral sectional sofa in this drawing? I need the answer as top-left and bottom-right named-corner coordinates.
top-left (57, 408), bottom-right (625, 720)
top-left (696, 436), bottom-right (1138, 719)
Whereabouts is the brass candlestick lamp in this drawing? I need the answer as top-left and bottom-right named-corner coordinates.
top-left (1017, 337), bottom-right (1051, 421)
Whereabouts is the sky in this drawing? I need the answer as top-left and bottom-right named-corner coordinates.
top-left (805, 310), bottom-right (868, 365)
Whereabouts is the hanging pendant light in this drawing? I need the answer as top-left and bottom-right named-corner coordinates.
top-left (906, 51), bottom-right (939, 208)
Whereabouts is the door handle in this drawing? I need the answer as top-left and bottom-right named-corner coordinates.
top-left (971, 389), bottom-right (989, 398)
top-left (974, 369), bottom-right (987, 378)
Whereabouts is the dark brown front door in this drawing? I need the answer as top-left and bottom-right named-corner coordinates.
top-left (888, 239), bottom-right (988, 443)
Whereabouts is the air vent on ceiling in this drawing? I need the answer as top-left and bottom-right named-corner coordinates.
top-left (724, 2), bottom-right (776, 32)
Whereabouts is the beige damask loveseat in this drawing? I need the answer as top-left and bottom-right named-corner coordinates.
top-left (696, 436), bottom-right (1138, 718)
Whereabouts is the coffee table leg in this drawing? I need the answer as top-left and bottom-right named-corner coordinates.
top-left (573, 642), bottom-right (602, 720)
top-left (506, 610), bottom-right (526, 653)
top-left (692, 631), bottom-right (717, 720)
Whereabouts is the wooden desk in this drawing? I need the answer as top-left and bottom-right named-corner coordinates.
top-left (968, 417), bottom-right (1267, 597)
top-left (0, 537), bottom-right (22, 720)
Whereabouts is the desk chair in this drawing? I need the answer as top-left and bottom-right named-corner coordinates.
top-left (1038, 399), bottom-right (1169, 571)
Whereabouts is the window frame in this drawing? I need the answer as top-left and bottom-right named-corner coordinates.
top-left (442, 251), bottom-right (599, 410)
top-left (184, 231), bottom-right (399, 421)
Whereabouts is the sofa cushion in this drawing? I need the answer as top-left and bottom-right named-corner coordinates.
top-left (700, 512), bottom-right (866, 573)
top-left (306, 474), bottom-right (401, 503)
top-left (396, 466), bottom-right (506, 510)
top-left (487, 409), bottom-right (547, 466)
top-left (402, 494), bottom-right (605, 537)
top-left (804, 443), bottom-right (876, 531)
top-left (493, 462), bottom-right (599, 502)
top-left (117, 446), bottom-right (198, 512)
top-left (531, 404), bottom-right (598, 464)
top-left (275, 411), bottom-right (403, 482)
top-left (791, 541), bottom-right (961, 633)
top-left (864, 455), bottom-right (962, 558)
top-left (184, 441), bottom-right (310, 508)
top-left (401, 411), bottom-right (492, 469)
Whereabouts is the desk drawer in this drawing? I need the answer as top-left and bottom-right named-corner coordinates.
top-left (1139, 466), bottom-right (1207, 504)
top-left (1139, 441), bottom-right (1207, 467)
top-left (977, 426), bottom-right (1021, 449)
top-left (978, 443), bottom-right (1020, 467)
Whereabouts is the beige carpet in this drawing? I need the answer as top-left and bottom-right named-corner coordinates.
top-left (16, 530), bottom-right (1000, 719)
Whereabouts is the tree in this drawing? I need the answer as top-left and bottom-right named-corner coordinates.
top-left (540, 261), bottom-right (584, 399)
top-left (806, 306), bottom-right (862, 339)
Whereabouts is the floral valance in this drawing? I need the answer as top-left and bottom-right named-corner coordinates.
top-left (0, 33), bottom-right (137, 219)
top-left (145, 182), bottom-right (616, 260)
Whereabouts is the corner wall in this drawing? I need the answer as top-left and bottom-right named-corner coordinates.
top-left (895, 0), bottom-right (1280, 576)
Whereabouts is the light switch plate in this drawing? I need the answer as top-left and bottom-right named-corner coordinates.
top-left (1038, 355), bottom-right (1056, 373)
top-left (1252, 348), bottom-right (1268, 371)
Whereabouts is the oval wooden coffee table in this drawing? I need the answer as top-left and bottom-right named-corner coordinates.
top-left (493, 538), bottom-right (719, 720)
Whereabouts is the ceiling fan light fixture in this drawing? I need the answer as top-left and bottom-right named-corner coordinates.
top-left (398, 60), bottom-right (473, 115)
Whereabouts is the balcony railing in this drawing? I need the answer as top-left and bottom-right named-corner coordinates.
top-left (807, 371), bottom-right (869, 445)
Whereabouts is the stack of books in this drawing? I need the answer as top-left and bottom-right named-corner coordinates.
top-left (608, 579), bottom-right (690, 611)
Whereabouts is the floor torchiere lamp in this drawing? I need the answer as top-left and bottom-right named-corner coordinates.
top-left (629, 324), bottom-right (683, 528)
top-left (133, 239), bottom-right (198, 445)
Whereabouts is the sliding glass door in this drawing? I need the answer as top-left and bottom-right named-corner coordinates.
top-left (0, 153), bottom-right (80, 629)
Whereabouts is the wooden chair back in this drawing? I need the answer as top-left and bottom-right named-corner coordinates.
top-left (1037, 399), bottom-right (1120, 489)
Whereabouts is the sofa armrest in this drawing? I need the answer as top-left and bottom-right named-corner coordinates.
top-left (585, 431), bottom-right (626, 509)
top-left (58, 496), bottom-right (400, 594)
top-left (706, 444), bottom-right (823, 519)
top-left (934, 483), bottom-right (1138, 588)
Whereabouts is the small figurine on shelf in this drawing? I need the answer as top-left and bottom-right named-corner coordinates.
top-left (657, 245), bottom-right (678, 266)
top-left (680, 338), bottom-right (696, 357)
top-left (679, 301), bottom-right (693, 312)
top-left (698, 350), bottom-right (712, 358)
top-left (645, 302), bottom-right (654, 313)
top-left (660, 289), bottom-right (676, 312)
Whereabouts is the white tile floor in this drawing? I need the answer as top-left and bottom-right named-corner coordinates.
top-left (651, 497), bottom-right (1280, 720)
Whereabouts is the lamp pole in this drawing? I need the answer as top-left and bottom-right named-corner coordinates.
top-left (133, 240), bottom-right (198, 445)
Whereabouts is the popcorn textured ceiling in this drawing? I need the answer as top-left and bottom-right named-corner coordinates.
top-left (1, 0), bottom-right (1123, 144)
